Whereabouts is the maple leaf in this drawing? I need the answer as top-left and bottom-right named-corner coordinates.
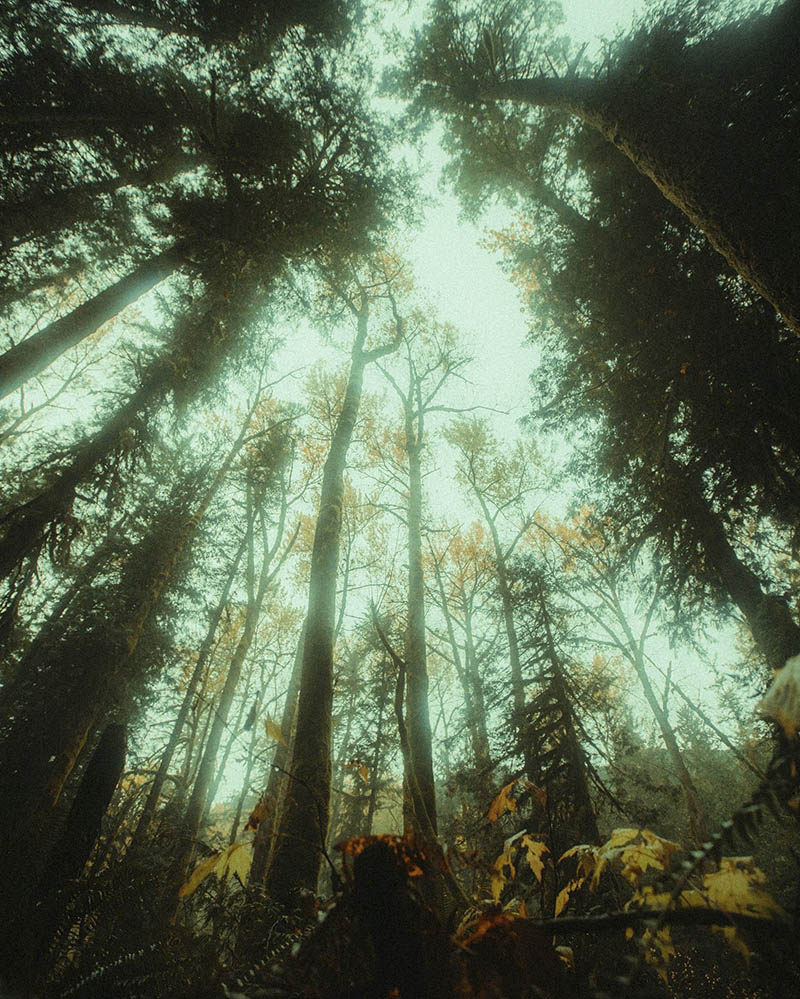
top-left (520, 835), bottom-right (549, 883)
top-left (487, 780), bottom-right (518, 823)
top-left (179, 841), bottom-right (254, 897)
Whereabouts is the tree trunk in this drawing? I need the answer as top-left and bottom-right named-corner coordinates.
top-left (266, 301), bottom-right (386, 905)
top-left (248, 620), bottom-right (305, 886)
top-left (131, 535), bottom-right (247, 847)
top-left (201, 680), bottom-right (253, 829)
top-left (365, 670), bottom-right (389, 835)
top-left (229, 705), bottom-right (260, 846)
top-left (37, 723), bottom-right (127, 892)
top-left (430, 553), bottom-right (491, 779)
top-left (0, 408), bottom-right (254, 903)
top-left (632, 648), bottom-right (709, 847)
top-left (667, 457), bottom-right (800, 670)
top-left (0, 244), bottom-right (185, 399)
top-left (1, 724), bottom-right (127, 989)
top-left (160, 492), bottom-right (274, 922)
top-left (462, 604), bottom-right (492, 773)
top-left (473, 493), bottom-right (531, 775)
top-left (404, 437), bottom-right (438, 838)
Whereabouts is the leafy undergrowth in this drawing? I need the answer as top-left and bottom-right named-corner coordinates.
top-left (38, 811), bottom-right (797, 999)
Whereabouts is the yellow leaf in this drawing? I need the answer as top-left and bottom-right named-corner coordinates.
top-left (179, 852), bottom-right (223, 898)
top-left (264, 716), bottom-right (287, 746)
top-left (604, 827), bottom-right (640, 849)
top-left (703, 857), bottom-right (785, 920)
top-left (555, 945), bottom-right (574, 969)
top-left (555, 878), bottom-right (583, 916)
top-left (222, 841), bottom-right (254, 886)
top-left (758, 654), bottom-right (800, 739)
top-left (490, 834), bottom-right (521, 902)
top-left (487, 780), bottom-right (518, 823)
top-left (178, 842), bottom-right (254, 898)
top-left (520, 835), bottom-right (549, 883)
top-left (558, 843), bottom-right (597, 881)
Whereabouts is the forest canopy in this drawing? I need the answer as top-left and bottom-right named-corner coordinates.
top-left (0, 1), bottom-right (798, 997)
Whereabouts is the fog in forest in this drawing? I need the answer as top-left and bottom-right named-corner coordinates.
top-left (1, 1), bottom-right (799, 997)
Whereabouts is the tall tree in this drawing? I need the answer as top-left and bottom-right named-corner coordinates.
top-left (404, 0), bottom-right (800, 333)
top-left (445, 416), bottom-right (542, 776)
top-left (265, 257), bottom-right (403, 905)
top-left (161, 424), bottom-right (294, 921)
top-left (377, 320), bottom-right (472, 840)
top-left (0, 391), bottom-right (266, 911)
top-left (538, 511), bottom-right (710, 846)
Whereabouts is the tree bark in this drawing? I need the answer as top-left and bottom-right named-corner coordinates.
top-left (430, 555), bottom-right (491, 777)
top-left (667, 457), bottom-right (800, 670)
top-left (471, 489), bottom-right (531, 776)
top-left (0, 244), bottom-right (185, 399)
top-left (266, 298), bottom-right (398, 905)
top-left (0, 406), bottom-right (255, 906)
top-left (1, 724), bottom-right (127, 989)
top-left (37, 723), bottom-right (127, 892)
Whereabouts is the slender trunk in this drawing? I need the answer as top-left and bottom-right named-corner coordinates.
top-left (248, 621), bottom-right (305, 886)
top-left (0, 244), bottom-right (185, 399)
top-left (404, 438), bottom-right (438, 837)
top-left (606, 572), bottom-right (710, 846)
top-left (431, 555), bottom-right (491, 776)
top-left (131, 535), bottom-right (247, 846)
top-left (473, 493), bottom-right (530, 774)
top-left (326, 675), bottom-right (358, 852)
top-left (266, 300), bottom-right (392, 904)
top-left (37, 724), bottom-right (127, 894)
top-left (161, 493), bottom-right (274, 922)
top-left (229, 712), bottom-right (259, 846)
top-left (0, 364), bottom-right (170, 582)
top-left (201, 681), bottom-right (252, 828)
top-left (632, 648), bottom-right (709, 846)
top-left (365, 675), bottom-right (388, 835)
top-left (462, 603), bottom-right (491, 771)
